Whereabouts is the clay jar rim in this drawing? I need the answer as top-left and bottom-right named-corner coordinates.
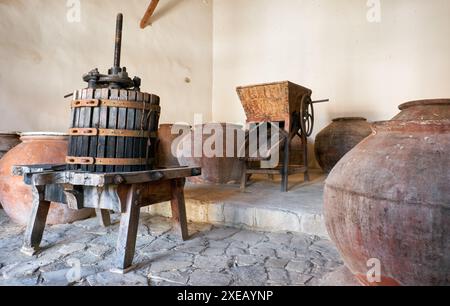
top-left (20, 132), bottom-right (69, 142)
top-left (0, 132), bottom-right (20, 136)
top-left (192, 123), bottom-right (244, 130)
top-left (159, 123), bottom-right (192, 128)
top-left (399, 99), bottom-right (450, 111)
top-left (372, 119), bottom-right (450, 133)
top-left (332, 117), bottom-right (367, 122)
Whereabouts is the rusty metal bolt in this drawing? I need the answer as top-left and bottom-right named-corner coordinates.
top-left (114, 175), bottom-right (125, 185)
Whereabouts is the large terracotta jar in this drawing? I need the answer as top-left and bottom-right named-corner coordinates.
top-left (0, 132), bottom-right (94, 225)
top-left (315, 118), bottom-right (372, 173)
top-left (157, 124), bottom-right (191, 168)
top-left (324, 99), bottom-right (450, 286)
top-left (177, 123), bottom-right (245, 184)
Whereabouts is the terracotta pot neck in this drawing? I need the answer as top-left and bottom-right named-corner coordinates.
top-left (21, 136), bottom-right (68, 142)
top-left (373, 119), bottom-right (450, 133)
top-left (160, 123), bottom-right (191, 128)
top-left (0, 132), bottom-right (20, 137)
top-left (399, 99), bottom-right (450, 111)
top-left (20, 132), bottom-right (68, 142)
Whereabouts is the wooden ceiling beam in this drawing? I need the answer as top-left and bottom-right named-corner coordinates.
top-left (140, 0), bottom-right (160, 29)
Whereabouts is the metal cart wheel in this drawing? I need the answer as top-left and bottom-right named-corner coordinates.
top-left (300, 94), bottom-right (315, 137)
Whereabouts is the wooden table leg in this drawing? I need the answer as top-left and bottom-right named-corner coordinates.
top-left (240, 161), bottom-right (248, 191)
top-left (96, 209), bottom-right (111, 227)
top-left (112, 185), bottom-right (140, 274)
top-left (21, 186), bottom-right (50, 256)
top-left (303, 135), bottom-right (310, 182)
top-left (170, 178), bottom-right (189, 241)
top-left (281, 137), bottom-right (290, 192)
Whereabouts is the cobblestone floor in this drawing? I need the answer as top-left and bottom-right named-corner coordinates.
top-left (0, 210), bottom-right (343, 286)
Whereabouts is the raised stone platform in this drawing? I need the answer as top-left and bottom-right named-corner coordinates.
top-left (147, 170), bottom-right (328, 237)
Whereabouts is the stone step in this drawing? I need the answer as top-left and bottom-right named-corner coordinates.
top-left (146, 170), bottom-right (329, 238)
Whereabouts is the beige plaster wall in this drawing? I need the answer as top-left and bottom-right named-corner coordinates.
top-left (212, 0), bottom-right (450, 138)
top-left (0, 0), bottom-right (213, 132)
top-left (2, 0), bottom-right (450, 139)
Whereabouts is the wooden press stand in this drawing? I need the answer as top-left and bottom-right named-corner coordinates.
top-left (13, 165), bottom-right (201, 274)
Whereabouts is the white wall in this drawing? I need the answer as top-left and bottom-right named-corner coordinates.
top-left (0, 0), bottom-right (213, 132)
top-left (2, 0), bottom-right (450, 138)
top-left (212, 0), bottom-right (450, 137)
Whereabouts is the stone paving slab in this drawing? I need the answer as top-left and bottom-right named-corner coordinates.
top-left (314, 265), bottom-right (362, 286)
top-left (0, 210), bottom-right (343, 286)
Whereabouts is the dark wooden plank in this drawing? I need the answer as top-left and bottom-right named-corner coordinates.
top-left (124, 91), bottom-right (136, 172)
top-left (140, 180), bottom-right (172, 206)
top-left (81, 88), bottom-right (94, 172)
top-left (240, 160), bottom-right (248, 191)
top-left (303, 135), bottom-right (310, 182)
top-left (107, 89), bottom-right (119, 172)
top-left (115, 90), bottom-right (128, 173)
top-left (23, 171), bottom-right (97, 187)
top-left (99, 167), bottom-right (201, 186)
top-left (96, 88), bottom-right (110, 173)
top-left (44, 184), bottom-right (67, 204)
top-left (133, 92), bottom-right (144, 171)
top-left (148, 95), bottom-right (161, 168)
top-left (12, 164), bottom-right (67, 176)
top-left (281, 137), bottom-right (290, 192)
top-left (67, 90), bottom-right (76, 170)
top-left (23, 167), bottom-right (201, 188)
top-left (30, 172), bottom-right (69, 186)
top-left (88, 89), bottom-right (102, 172)
top-left (96, 209), bottom-right (111, 227)
top-left (170, 178), bottom-right (189, 241)
top-left (64, 185), bottom-right (84, 210)
top-left (83, 186), bottom-right (121, 212)
top-left (21, 186), bottom-right (50, 256)
top-left (142, 93), bottom-right (150, 170)
top-left (114, 185), bottom-right (141, 272)
top-left (149, 95), bottom-right (160, 132)
top-left (68, 90), bottom-right (80, 170)
top-left (75, 89), bottom-right (88, 171)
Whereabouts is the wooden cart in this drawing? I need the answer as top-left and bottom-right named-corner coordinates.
top-left (237, 81), bottom-right (318, 192)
